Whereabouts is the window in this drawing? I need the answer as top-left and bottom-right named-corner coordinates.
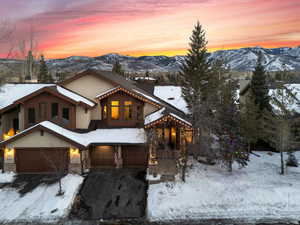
top-left (13, 118), bottom-right (19, 132)
top-left (28, 108), bottom-right (35, 124)
top-left (124, 101), bottom-right (132, 120)
top-left (62, 108), bottom-right (70, 123)
top-left (137, 105), bottom-right (143, 120)
top-left (111, 101), bottom-right (119, 120)
top-left (51, 103), bottom-right (58, 119)
top-left (39, 103), bottom-right (47, 120)
top-left (103, 105), bottom-right (107, 119)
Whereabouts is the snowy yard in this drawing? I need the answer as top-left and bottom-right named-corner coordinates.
top-left (148, 151), bottom-right (300, 222)
top-left (0, 174), bottom-right (83, 223)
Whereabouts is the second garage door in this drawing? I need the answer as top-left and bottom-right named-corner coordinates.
top-left (122, 145), bottom-right (148, 168)
top-left (16, 148), bottom-right (69, 173)
top-left (91, 146), bottom-right (115, 168)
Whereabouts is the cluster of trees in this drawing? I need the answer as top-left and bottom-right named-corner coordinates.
top-left (180, 22), bottom-right (298, 174)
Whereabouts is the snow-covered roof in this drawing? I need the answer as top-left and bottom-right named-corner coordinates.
top-left (145, 108), bottom-right (166, 125)
top-left (269, 84), bottom-right (300, 114)
top-left (95, 86), bottom-right (162, 106)
top-left (154, 86), bottom-right (189, 114)
top-left (0, 83), bottom-right (54, 110)
top-left (1, 121), bottom-right (147, 147)
top-left (145, 107), bottom-right (192, 127)
top-left (56, 86), bottom-right (95, 107)
top-left (0, 84), bottom-right (95, 111)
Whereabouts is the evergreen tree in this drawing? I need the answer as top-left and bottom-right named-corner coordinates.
top-left (180, 22), bottom-right (210, 107)
top-left (262, 70), bottom-right (299, 174)
top-left (240, 90), bottom-right (261, 152)
top-left (250, 53), bottom-right (270, 111)
top-left (215, 79), bottom-right (248, 172)
top-left (38, 55), bottom-right (48, 83)
top-left (112, 60), bottom-right (125, 76)
top-left (56, 72), bottom-right (67, 83)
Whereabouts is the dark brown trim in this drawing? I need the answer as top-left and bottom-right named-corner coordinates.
top-left (97, 86), bottom-right (161, 108)
top-left (145, 114), bottom-right (192, 129)
top-left (0, 124), bottom-right (85, 149)
top-left (56, 85), bottom-right (97, 107)
top-left (90, 143), bottom-right (147, 146)
top-left (0, 86), bottom-right (94, 115)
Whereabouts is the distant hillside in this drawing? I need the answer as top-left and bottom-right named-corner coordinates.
top-left (1, 46), bottom-right (300, 78)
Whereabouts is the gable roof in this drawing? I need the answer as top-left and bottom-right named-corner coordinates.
top-left (0, 84), bottom-right (96, 113)
top-left (60, 69), bottom-right (191, 122)
top-left (96, 86), bottom-right (161, 107)
top-left (145, 107), bottom-right (192, 128)
top-left (0, 121), bottom-right (147, 148)
top-left (0, 121), bottom-right (86, 149)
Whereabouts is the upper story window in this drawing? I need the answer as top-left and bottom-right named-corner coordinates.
top-left (28, 108), bottom-right (36, 124)
top-left (62, 108), bottom-right (70, 123)
top-left (51, 103), bottom-right (58, 119)
top-left (103, 105), bottom-right (107, 119)
top-left (111, 101), bottom-right (119, 120)
top-left (124, 101), bottom-right (132, 120)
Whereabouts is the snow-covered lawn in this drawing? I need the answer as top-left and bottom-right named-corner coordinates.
top-left (148, 151), bottom-right (300, 222)
top-left (0, 172), bottom-right (15, 183)
top-left (0, 174), bottom-right (83, 223)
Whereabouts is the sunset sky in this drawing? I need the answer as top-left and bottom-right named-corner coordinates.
top-left (1, 0), bottom-right (300, 58)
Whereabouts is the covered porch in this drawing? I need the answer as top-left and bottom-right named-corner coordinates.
top-left (145, 110), bottom-right (192, 182)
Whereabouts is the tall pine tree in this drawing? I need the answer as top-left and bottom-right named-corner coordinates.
top-left (180, 22), bottom-right (216, 161)
top-left (215, 79), bottom-right (248, 172)
top-left (38, 55), bottom-right (48, 83)
top-left (250, 52), bottom-right (270, 111)
top-left (112, 60), bottom-right (125, 76)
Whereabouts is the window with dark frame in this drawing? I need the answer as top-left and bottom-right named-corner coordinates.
top-left (28, 108), bottom-right (36, 124)
top-left (103, 105), bottom-right (107, 119)
top-left (124, 101), bottom-right (132, 120)
top-left (51, 103), bottom-right (59, 119)
top-left (111, 101), bottom-right (120, 120)
top-left (62, 108), bottom-right (70, 123)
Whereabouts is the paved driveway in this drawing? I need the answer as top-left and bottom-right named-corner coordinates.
top-left (73, 169), bottom-right (147, 220)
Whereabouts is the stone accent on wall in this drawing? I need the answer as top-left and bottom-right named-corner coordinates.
top-left (69, 163), bottom-right (81, 174)
top-left (4, 163), bottom-right (16, 173)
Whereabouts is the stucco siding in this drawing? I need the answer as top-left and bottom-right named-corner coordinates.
top-left (6, 131), bottom-right (75, 149)
top-left (64, 74), bottom-right (115, 100)
top-left (144, 103), bottom-right (159, 117)
top-left (76, 106), bottom-right (91, 129)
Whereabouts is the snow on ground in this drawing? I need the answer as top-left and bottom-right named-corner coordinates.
top-left (148, 151), bottom-right (300, 222)
top-left (0, 172), bottom-right (15, 183)
top-left (0, 174), bottom-right (83, 223)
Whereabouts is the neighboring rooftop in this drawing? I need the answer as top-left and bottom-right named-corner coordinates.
top-left (154, 86), bottom-right (188, 114)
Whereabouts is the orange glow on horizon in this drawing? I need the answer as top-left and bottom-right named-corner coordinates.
top-left (0, 0), bottom-right (299, 59)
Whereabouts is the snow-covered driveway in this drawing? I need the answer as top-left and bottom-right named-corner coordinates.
top-left (148, 152), bottom-right (300, 222)
top-left (0, 174), bottom-right (83, 223)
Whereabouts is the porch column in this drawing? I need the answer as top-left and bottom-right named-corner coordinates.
top-left (115, 145), bottom-right (123, 168)
top-left (3, 147), bottom-right (16, 173)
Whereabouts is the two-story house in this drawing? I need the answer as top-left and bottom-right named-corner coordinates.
top-left (0, 70), bottom-right (192, 181)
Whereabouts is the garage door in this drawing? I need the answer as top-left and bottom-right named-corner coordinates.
top-left (122, 145), bottom-right (148, 168)
top-left (91, 146), bottom-right (115, 168)
top-left (16, 148), bottom-right (69, 173)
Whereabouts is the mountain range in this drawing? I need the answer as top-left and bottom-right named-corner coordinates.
top-left (1, 46), bottom-right (300, 76)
